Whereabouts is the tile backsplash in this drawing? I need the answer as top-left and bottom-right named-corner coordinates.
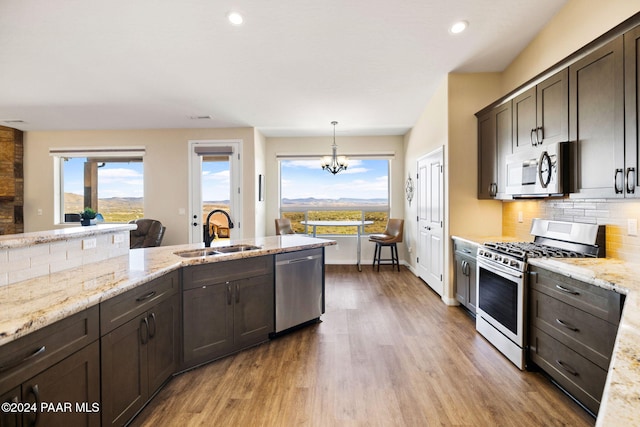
top-left (503, 198), bottom-right (640, 263)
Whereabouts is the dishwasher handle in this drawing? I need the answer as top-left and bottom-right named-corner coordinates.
top-left (276, 254), bottom-right (323, 266)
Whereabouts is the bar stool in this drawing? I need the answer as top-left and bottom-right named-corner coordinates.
top-left (369, 219), bottom-right (404, 271)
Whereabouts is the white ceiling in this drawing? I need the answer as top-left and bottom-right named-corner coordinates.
top-left (0, 0), bottom-right (566, 137)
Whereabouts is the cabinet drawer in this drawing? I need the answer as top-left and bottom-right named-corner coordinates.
top-left (100, 271), bottom-right (179, 335)
top-left (0, 305), bottom-right (99, 393)
top-left (529, 265), bottom-right (623, 324)
top-left (529, 327), bottom-right (607, 415)
top-left (530, 290), bottom-right (617, 369)
top-left (182, 255), bottom-right (273, 291)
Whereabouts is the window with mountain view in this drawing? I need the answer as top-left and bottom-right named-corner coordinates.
top-left (279, 158), bottom-right (390, 235)
top-left (57, 154), bottom-right (144, 223)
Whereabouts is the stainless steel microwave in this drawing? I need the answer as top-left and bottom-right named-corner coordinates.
top-left (505, 142), bottom-right (572, 197)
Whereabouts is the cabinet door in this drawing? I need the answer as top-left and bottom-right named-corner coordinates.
top-left (467, 259), bottom-right (477, 314)
top-left (0, 387), bottom-right (21, 427)
top-left (22, 341), bottom-right (100, 427)
top-left (512, 87), bottom-right (537, 152)
top-left (182, 282), bottom-right (233, 368)
top-left (537, 68), bottom-right (569, 146)
top-left (495, 102), bottom-right (512, 197)
top-left (233, 275), bottom-right (274, 349)
top-left (101, 315), bottom-right (149, 427)
top-left (625, 25), bottom-right (640, 197)
top-left (570, 36), bottom-right (625, 198)
top-left (147, 294), bottom-right (180, 394)
top-left (454, 257), bottom-right (468, 306)
top-left (477, 111), bottom-right (496, 199)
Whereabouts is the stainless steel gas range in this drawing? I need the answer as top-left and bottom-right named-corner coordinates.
top-left (475, 219), bottom-right (605, 370)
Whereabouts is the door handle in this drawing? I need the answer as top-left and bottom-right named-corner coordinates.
top-left (530, 128), bottom-right (537, 146)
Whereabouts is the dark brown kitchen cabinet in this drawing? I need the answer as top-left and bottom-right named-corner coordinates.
top-left (182, 256), bottom-right (274, 370)
top-left (570, 35), bottom-right (625, 198)
top-left (0, 387), bottom-right (20, 427)
top-left (512, 69), bottom-right (568, 152)
top-left (100, 271), bottom-right (180, 427)
top-left (20, 342), bottom-right (100, 427)
top-left (0, 307), bottom-right (100, 427)
top-left (453, 239), bottom-right (477, 314)
top-left (624, 24), bottom-right (640, 197)
top-left (477, 101), bottom-right (512, 199)
top-left (528, 265), bottom-right (624, 415)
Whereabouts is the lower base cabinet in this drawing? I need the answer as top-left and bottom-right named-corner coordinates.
top-left (453, 239), bottom-right (477, 314)
top-left (100, 272), bottom-right (180, 427)
top-left (528, 265), bottom-right (623, 415)
top-left (0, 307), bottom-right (100, 427)
top-left (182, 256), bottom-right (274, 370)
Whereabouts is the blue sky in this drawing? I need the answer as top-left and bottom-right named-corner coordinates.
top-left (63, 158), bottom-right (388, 202)
top-left (281, 159), bottom-right (389, 200)
top-left (64, 158), bottom-right (144, 198)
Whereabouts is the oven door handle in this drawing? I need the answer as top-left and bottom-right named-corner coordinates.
top-left (477, 258), bottom-right (523, 280)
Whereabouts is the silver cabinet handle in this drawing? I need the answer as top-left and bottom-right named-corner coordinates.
top-left (626, 167), bottom-right (635, 194)
top-left (555, 284), bottom-right (579, 295)
top-left (556, 360), bottom-right (579, 376)
top-left (556, 318), bottom-right (579, 332)
top-left (614, 168), bottom-right (624, 194)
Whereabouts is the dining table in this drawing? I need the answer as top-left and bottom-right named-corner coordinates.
top-left (300, 220), bottom-right (373, 271)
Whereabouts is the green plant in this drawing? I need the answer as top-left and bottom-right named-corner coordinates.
top-left (80, 207), bottom-right (97, 220)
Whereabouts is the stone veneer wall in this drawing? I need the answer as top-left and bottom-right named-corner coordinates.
top-left (0, 230), bottom-right (130, 287)
top-left (503, 199), bottom-right (640, 263)
top-left (0, 126), bottom-right (23, 235)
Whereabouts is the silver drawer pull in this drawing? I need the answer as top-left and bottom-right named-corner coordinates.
top-left (555, 284), bottom-right (580, 295)
top-left (0, 345), bottom-right (46, 372)
top-left (556, 318), bottom-right (579, 332)
top-left (136, 291), bottom-right (157, 302)
top-left (556, 360), bottom-right (579, 376)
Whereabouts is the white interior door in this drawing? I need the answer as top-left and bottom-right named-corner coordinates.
top-left (189, 141), bottom-right (242, 243)
top-left (417, 147), bottom-right (444, 296)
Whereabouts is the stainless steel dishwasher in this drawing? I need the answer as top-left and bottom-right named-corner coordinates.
top-left (274, 247), bottom-right (324, 333)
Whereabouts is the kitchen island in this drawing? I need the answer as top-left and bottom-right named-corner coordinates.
top-left (0, 232), bottom-right (335, 346)
top-left (0, 228), bottom-right (335, 426)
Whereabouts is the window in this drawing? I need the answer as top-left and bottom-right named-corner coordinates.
top-left (279, 158), bottom-right (390, 235)
top-left (51, 147), bottom-right (145, 224)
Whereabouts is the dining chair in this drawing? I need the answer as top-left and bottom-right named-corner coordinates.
top-left (369, 218), bottom-right (404, 271)
top-left (275, 218), bottom-right (295, 235)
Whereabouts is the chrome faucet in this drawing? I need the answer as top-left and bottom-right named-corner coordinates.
top-left (204, 209), bottom-right (234, 247)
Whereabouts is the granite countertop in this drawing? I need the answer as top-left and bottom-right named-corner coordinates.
top-left (0, 235), bottom-right (335, 347)
top-left (0, 223), bottom-right (136, 249)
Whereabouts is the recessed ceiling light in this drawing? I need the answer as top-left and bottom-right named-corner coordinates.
top-left (449, 20), bottom-right (468, 34)
top-left (228, 12), bottom-right (243, 25)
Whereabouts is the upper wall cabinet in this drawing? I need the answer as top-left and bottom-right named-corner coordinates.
top-left (477, 101), bottom-right (512, 199)
top-left (570, 36), bottom-right (625, 198)
top-left (512, 69), bottom-right (569, 152)
top-left (624, 25), bottom-right (640, 198)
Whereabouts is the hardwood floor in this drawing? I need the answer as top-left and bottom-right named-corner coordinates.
top-left (131, 265), bottom-right (594, 426)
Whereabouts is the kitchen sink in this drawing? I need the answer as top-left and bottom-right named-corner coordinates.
top-left (210, 244), bottom-right (261, 253)
top-left (174, 244), bottom-right (262, 258)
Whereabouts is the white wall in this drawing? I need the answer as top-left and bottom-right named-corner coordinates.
top-left (24, 128), bottom-right (259, 246)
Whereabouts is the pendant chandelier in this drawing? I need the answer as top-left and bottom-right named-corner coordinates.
top-left (320, 121), bottom-right (348, 175)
